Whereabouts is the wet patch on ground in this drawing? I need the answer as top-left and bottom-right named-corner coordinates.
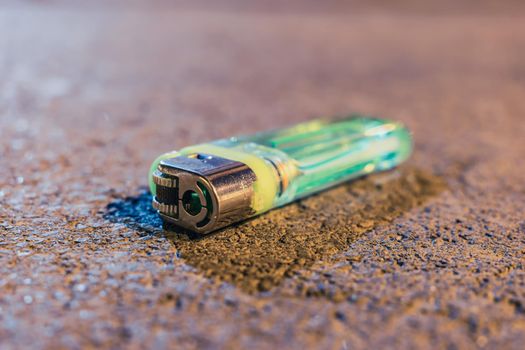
top-left (105, 167), bottom-right (447, 293)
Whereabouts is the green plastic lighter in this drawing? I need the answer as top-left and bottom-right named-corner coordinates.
top-left (149, 115), bottom-right (412, 234)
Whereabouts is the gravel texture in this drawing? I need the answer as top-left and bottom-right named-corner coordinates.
top-left (1, 2), bottom-right (525, 349)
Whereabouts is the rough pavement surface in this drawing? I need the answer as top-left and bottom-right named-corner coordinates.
top-left (1, 2), bottom-right (525, 349)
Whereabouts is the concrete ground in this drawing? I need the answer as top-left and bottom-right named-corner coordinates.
top-left (1, 1), bottom-right (524, 349)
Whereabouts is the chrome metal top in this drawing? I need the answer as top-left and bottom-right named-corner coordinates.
top-left (152, 153), bottom-right (256, 234)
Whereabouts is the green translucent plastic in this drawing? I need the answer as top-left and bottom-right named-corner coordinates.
top-left (211, 116), bottom-right (412, 208)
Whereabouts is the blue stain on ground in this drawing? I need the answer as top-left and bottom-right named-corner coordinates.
top-left (104, 188), bottom-right (163, 235)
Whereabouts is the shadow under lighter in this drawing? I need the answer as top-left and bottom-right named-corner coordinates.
top-left (149, 115), bottom-right (412, 234)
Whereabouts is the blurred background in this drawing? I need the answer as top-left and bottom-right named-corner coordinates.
top-left (2, 1), bottom-right (524, 179)
top-left (1, 1), bottom-right (525, 349)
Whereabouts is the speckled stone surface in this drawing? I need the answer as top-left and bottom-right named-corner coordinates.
top-left (1, 2), bottom-right (525, 349)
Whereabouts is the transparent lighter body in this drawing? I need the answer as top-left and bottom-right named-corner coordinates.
top-left (150, 116), bottom-right (412, 233)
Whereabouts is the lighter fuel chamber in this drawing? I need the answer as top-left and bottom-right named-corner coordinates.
top-left (149, 116), bottom-right (412, 234)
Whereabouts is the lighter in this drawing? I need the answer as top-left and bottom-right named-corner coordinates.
top-left (149, 115), bottom-right (412, 234)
